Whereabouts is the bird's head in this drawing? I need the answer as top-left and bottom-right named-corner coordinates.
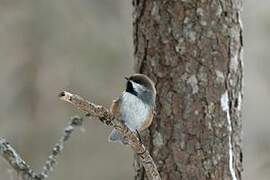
top-left (125, 74), bottom-right (156, 106)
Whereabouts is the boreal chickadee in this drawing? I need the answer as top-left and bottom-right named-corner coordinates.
top-left (108, 74), bottom-right (156, 144)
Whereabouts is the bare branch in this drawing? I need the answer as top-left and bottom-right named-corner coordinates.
top-left (59, 91), bottom-right (161, 180)
top-left (0, 138), bottom-right (38, 180)
top-left (0, 116), bottom-right (83, 180)
top-left (38, 116), bottom-right (83, 179)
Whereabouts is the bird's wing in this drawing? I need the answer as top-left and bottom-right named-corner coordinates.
top-left (110, 95), bottom-right (122, 119)
top-left (109, 95), bottom-right (126, 143)
top-left (139, 107), bottom-right (155, 131)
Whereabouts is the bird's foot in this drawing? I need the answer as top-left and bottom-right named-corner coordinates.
top-left (135, 129), bottom-right (143, 144)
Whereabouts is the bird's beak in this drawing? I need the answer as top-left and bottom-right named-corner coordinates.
top-left (125, 76), bottom-right (129, 81)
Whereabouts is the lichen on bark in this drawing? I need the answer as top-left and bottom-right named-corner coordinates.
top-left (132, 0), bottom-right (243, 179)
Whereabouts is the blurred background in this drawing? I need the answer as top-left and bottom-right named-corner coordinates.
top-left (0, 0), bottom-right (268, 179)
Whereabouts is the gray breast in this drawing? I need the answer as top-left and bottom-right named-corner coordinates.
top-left (120, 92), bottom-right (149, 131)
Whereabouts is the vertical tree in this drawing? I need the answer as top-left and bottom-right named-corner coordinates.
top-left (133, 0), bottom-right (243, 179)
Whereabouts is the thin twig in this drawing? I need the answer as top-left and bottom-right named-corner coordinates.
top-left (0, 138), bottom-right (38, 180)
top-left (0, 116), bottom-right (83, 180)
top-left (59, 91), bottom-right (161, 180)
top-left (38, 116), bottom-right (83, 179)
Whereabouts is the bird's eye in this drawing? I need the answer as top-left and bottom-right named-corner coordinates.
top-left (133, 80), bottom-right (140, 84)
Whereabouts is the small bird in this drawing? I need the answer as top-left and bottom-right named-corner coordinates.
top-left (108, 74), bottom-right (156, 144)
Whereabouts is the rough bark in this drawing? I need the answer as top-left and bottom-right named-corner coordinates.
top-left (132, 0), bottom-right (243, 180)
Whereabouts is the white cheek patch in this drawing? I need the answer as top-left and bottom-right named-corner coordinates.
top-left (131, 81), bottom-right (145, 93)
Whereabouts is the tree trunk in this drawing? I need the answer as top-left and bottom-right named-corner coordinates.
top-left (132, 0), bottom-right (243, 180)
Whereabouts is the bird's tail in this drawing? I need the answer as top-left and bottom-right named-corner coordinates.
top-left (108, 129), bottom-right (128, 144)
